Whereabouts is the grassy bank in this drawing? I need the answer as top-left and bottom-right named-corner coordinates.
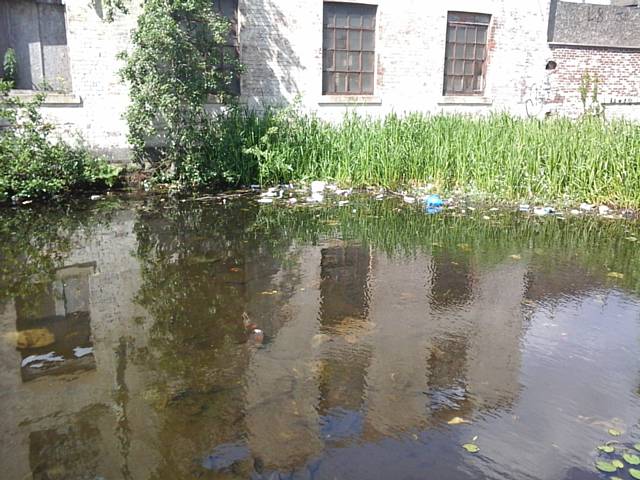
top-left (203, 109), bottom-right (640, 207)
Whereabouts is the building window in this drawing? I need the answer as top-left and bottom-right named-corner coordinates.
top-left (322, 2), bottom-right (377, 95)
top-left (443, 12), bottom-right (490, 96)
top-left (0, 0), bottom-right (72, 92)
top-left (213, 0), bottom-right (240, 95)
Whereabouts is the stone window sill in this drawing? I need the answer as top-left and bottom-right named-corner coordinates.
top-left (7, 90), bottom-right (82, 107)
top-left (319, 95), bottom-right (382, 106)
top-left (438, 96), bottom-right (493, 106)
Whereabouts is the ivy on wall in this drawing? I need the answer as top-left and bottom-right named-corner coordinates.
top-left (118, 0), bottom-right (241, 185)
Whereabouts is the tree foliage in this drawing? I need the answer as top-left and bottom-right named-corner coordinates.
top-left (119, 0), bottom-right (241, 187)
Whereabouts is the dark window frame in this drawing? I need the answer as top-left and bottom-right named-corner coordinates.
top-left (322, 2), bottom-right (377, 96)
top-left (213, 0), bottom-right (240, 95)
top-left (443, 11), bottom-right (491, 96)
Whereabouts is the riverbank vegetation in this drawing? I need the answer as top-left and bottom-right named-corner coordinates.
top-left (0, 81), bottom-right (121, 202)
top-left (158, 106), bottom-right (640, 207)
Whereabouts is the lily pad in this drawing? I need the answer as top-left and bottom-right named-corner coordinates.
top-left (462, 443), bottom-right (479, 453)
top-left (624, 453), bottom-right (640, 465)
top-left (634, 443), bottom-right (640, 452)
top-left (598, 445), bottom-right (615, 453)
top-left (630, 468), bottom-right (640, 479)
top-left (612, 459), bottom-right (624, 469)
top-left (608, 428), bottom-right (622, 436)
top-left (595, 461), bottom-right (617, 473)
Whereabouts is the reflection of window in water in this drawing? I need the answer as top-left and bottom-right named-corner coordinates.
top-left (319, 246), bottom-right (371, 329)
top-left (14, 263), bottom-right (96, 382)
top-left (429, 253), bottom-right (474, 310)
top-left (426, 336), bottom-right (473, 419)
top-left (318, 246), bottom-right (372, 416)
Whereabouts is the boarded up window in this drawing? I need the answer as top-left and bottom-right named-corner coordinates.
top-left (0, 0), bottom-right (72, 92)
top-left (443, 12), bottom-right (490, 96)
top-left (322, 2), bottom-right (377, 95)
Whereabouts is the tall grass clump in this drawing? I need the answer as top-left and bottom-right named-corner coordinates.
top-left (229, 108), bottom-right (640, 207)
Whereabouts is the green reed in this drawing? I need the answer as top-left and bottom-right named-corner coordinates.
top-left (218, 108), bottom-right (640, 207)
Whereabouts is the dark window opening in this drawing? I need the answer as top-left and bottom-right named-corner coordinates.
top-left (213, 0), bottom-right (240, 95)
top-left (322, 2), bottom-right (377, 95)
top-left (443, 12), bottom-right (491, 96)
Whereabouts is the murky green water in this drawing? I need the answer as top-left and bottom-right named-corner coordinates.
top-left (1, 194), bottom-right (640, 480)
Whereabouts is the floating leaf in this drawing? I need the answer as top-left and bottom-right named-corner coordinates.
top-left (624, 453), bottom-right (640, 465)
top-left (598, 445), bottom-right (615, 453)
top-left (630, 468), bottom-right (640, 479)
top-left (607, 272), bottom-right (624, 280)
top-left (608, 428), bottom-right (622, 436)
top-left (595, 461), bottom-right (617, 473)
top-left (635, 443), bottom-right (640, 452)
top-left (612, 459), bottom-right (624, 469)
top-left (447, 416), bottom-right (470, 425)
top-left (611, 477), bottom-right (623, 480)
top-left (472, 435), bottom-right (478, 442)
top-left (625, 236), bottom-right (638, 242)
top-left (510, 254), bottom-right (522, 260)
top-left (462, 443), bottom-right (479, 453)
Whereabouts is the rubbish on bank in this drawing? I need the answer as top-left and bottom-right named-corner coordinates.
top-left (598, 205), bottom-right (611, 215)
top-left (534, 206), bottom-right (554, 216)
top-left (311, 181), bottom-right (326, 193)
top-left (580, 203), bottom-right (594, 212)
top-left (257, 198), bottom-right (273, 204)
top-left (519, 204), bottom-right (530, 212)
top-left (423, 194), bottom-right (444, 208)
top-left (306, 193), bottom-right (324, 203)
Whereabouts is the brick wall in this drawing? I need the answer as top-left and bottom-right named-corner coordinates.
top-left (25, 0), bottom-right (639, 162)
top-left (548, 46), bottom-right (640, 120)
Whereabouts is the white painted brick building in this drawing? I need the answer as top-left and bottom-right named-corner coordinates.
top-left (1, 0), bottom-right (639, 161)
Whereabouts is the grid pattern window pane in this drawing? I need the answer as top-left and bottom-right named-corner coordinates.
top-left (443, 11), bottom-right (490, 96)
top-left (323, 2), bottom-right (376, 95)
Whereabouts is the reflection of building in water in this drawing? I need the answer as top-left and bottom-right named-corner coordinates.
top-left (239, 245), bottom-right (530, 472)
top-left (0, 208), bottom-right (537, 478)
top-left (243, 246), bottom-right (324, 471)
top-left (318, 245), bottom-right (372, 416)
top-left (0, 210), bottom-right (158, 480)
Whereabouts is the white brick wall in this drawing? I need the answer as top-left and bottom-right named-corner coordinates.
top-left (44, 0), bottom-right (556, 161)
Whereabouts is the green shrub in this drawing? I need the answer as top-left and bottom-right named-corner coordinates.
top-left (119, 0), bottom-right (241, 187)
top-left (0, 80), bottom-right (121, 202)
top-left (2, 49), bottom-right (17, 89)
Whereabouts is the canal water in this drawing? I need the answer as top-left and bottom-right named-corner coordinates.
top-left (1, 194), bottom-right (640, 480)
